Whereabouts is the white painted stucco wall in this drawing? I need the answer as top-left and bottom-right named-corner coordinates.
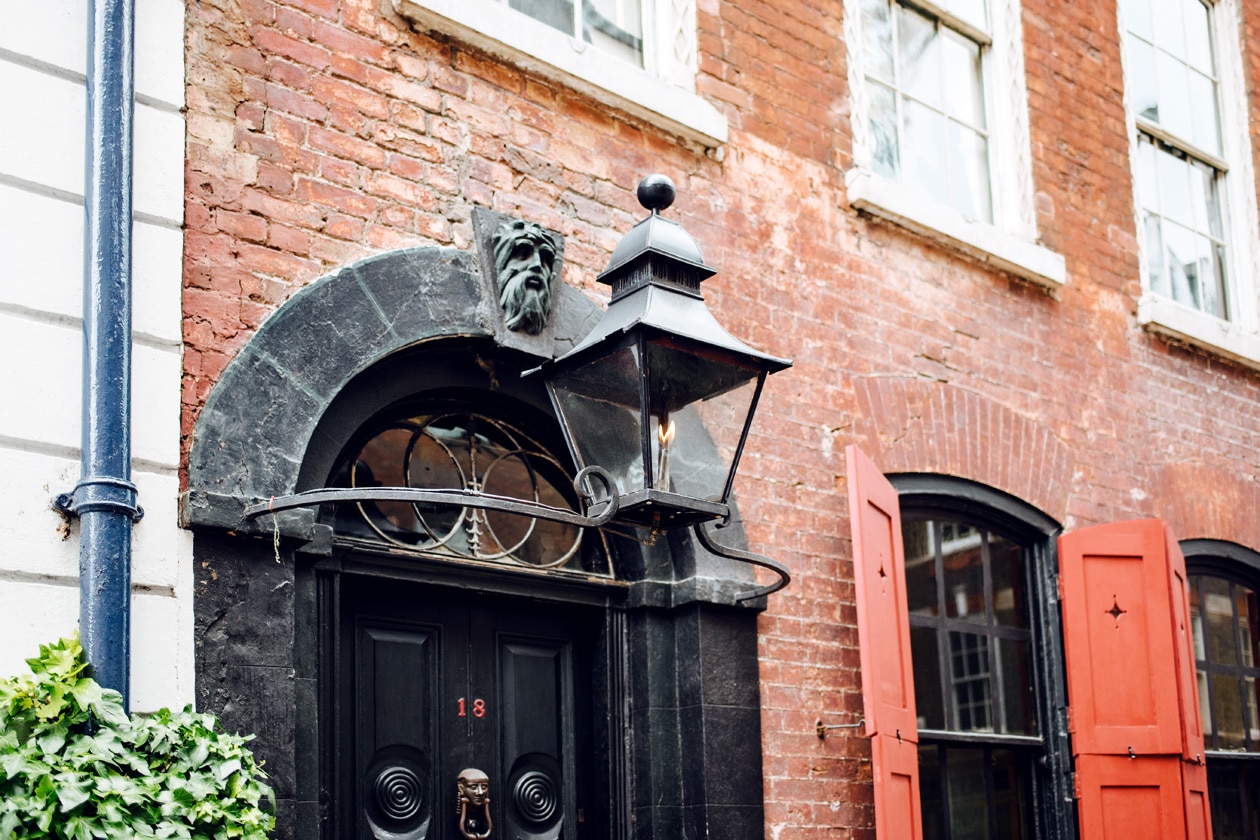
top-left (0, 0), bottom-right (191, 711)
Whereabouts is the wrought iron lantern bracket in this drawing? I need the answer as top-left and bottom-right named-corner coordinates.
top-left (240, 468), bottom-right (789, 601)
top-left (242, 465), bottom-right (621, 530)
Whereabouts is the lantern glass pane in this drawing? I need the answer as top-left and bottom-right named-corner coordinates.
top-left (644, 341), bottom-right (760, 502)
top-left (548, 343), bottom-right (645, 497)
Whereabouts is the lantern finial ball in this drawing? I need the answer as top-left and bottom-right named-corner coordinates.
top-left (637, 175), bottom-right (675, 214)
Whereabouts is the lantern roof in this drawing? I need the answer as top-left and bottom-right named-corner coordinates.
top-left (547, 175), bottom-right (791, 374)
top-left (597, 174), bottom-right (715, 296)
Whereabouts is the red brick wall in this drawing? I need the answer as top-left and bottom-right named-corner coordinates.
top-left (183, 0), bottom-right (1260, 836)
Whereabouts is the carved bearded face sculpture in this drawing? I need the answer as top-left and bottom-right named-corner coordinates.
top-left (492, 219), bottom-right (556, 336)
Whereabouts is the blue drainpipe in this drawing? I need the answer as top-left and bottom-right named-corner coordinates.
top-left (55, 0), bottom-right (140, 710)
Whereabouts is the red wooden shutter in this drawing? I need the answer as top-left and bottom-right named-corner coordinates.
top-left (1059, 519), bottom-right (1184, 756)
top-left (846, 445), bottom-right (922, 840)
top-left (870, 732), bottom-right (922, 840)
top-left (1059, 519), bottom-right (1213, 840)
top-left (1183, 760), bottom-right (1212, 840)
top-left (1164, 528), bottom-right (1206, 761)
top-left (1075, 755), bottom-right (1187, 838)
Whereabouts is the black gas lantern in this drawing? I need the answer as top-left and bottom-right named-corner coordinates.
top-left (531, 175), bottom-right (792, 529)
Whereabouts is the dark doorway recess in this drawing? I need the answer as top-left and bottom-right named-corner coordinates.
top-left (333, 579), bottom-right (603, 840)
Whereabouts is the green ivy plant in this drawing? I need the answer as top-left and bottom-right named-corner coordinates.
top-left (0, 636), bottom-right (274, 840)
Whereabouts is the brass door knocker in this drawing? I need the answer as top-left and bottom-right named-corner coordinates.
top-left (456, 768), bottom-right (492, 840)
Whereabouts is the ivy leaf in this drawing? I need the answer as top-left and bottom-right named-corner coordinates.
top-left (36, 726), bottom-right (66, 757)
top-left (2, 637), bottom-right (275, 840)
top-left (53, 775), bottom-right (92, 812)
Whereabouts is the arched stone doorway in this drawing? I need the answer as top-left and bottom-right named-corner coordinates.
top-left (182, 245), bottom-right (768, 840)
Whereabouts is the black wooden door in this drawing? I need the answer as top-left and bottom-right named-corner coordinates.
top-left (339, 581), bottom-right (596, 840)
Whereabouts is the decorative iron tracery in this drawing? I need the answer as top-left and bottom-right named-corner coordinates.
top-left (328, 412), bottom-right (608, 574)
top-left (244, 411), bottom-right (790, 600)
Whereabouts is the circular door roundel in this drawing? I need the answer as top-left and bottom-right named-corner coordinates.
top-left (375, 765), bottom-right (424, 821)
top-left (364, 750), bottom-right (431, 840)
top-left (512, 769), bottom-right (558, 824)
top-left (507, 754), bottom-right (563, 837)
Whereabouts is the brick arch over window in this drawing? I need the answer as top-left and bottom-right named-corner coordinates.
top-left (851, 377), bottom-right (1074, 523)
top-left (182, 246), bottom-right (602, 526)
top-left (1152, 462), bottom-right (1260, 554)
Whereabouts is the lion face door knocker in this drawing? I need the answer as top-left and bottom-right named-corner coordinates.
top-left (456, 768), bottom-right (493, 840)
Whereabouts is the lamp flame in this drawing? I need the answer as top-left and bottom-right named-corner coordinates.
top-left (658, 418), bottom-right (676, 447)
top-left (655, 416), bottom-right (676, 490)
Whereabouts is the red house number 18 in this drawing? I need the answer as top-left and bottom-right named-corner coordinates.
top-left (457, 698), bottom-right (486, 718)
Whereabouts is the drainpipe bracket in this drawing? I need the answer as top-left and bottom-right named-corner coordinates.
top-left (54, 477), bottom-right (144, 522)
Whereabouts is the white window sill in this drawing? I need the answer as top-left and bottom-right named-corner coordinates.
top-left (1138, 294), bottom-right (1260, 371)
top-left (845, 168), bottom-right (1067, 290)
top-left (391, 0), bottom-right (728, 148)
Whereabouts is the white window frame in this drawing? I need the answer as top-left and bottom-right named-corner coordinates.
top-left (844, 0), bottom-right (1066, 289)
top-left (1121, 0), bottom-right (1260, 370)
top-left (392, 0), bottom-right (727, 148)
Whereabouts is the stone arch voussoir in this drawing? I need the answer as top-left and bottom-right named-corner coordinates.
top-left (183, 246), bottom-right (602, 525)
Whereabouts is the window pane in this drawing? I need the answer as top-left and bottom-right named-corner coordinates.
top-left (1197, 233), bottom-right (1225, 319)
top-left (943, 521), bottom-right (985, 622)
top-left (1136, 138), bottom-right (1159, 210)
top-left (1157, 147), bottom-right (1193, 227)
top-left (905, 519), bottom-right (940, 616)
top-left (1189, 70), bottom-right (1221, 156)
top-left (946, 0), bottom-right (987, 32)
top-left (941, 30), bottom-right (984, 128)
top-left (1156, 49), bottom-right (1193, 141)
top-left (898, 5), bottom-right (941, 108)
top-left (947, 749), bottom-right (992, 840)
top-left (903, 99), bottom-right (949, 207)
top-left (1204, 576), bottom-right (1238, 665)
top-left (1216, 670), bottom-right (1247, 750)
top-left (992, 749), bottom-right (1033, 840)
top-left (1200, 669), bottom-right (1213, 738)
top-left (998, 638), bottom-right (1037, 736)
top-left (1201, 161), bottom-right (1225, 238)
top-left (862, 0), bottom-right (895, 81)
top-left (951, 630), bottom-right (993, 731)
top-left (510, 0), bottom-right (574, 36)
top-left (949, 122), bottom-right (992, 223)
top-left (1125, 0), bottom-right (1153, 41)
top-left (1144, 213), bottom-right (1168, 296)
top-left (1247, 676), bottom-right (1260, 747)
top-left (1245, 589), bottom-right (1260, 669)
top-left (1153, 0), bottom-right (1186, 60)
top-left (990, 535), bottom-right (1026, 627)
top-left (1127, 35), bottom-right (1160, 122)
top-left (1165, 220), bottom-right (1201, 308)
top-left (919, 745), bottom-right (944, 840)
top-left (913, 624), bottom-right (947, 729)
top-left (869, 81), bottom-right (901, 179)
top-left (1183, 0), bottom-right (1213, 74)
top-left (1206, 763), bottom-right (1257, 840)
top-left (584, 0), bottom-right (643, 64)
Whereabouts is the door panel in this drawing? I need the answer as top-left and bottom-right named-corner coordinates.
top-left (341, 580), bottom-right (594, 840)
top-left (358, 623), bottom-right (442, 840)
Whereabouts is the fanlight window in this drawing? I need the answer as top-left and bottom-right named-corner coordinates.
top-left (328, 410), bottom-right (611, 576)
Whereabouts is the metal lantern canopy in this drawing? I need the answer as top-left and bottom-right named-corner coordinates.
top-left (531, 175), bottom-right (792, 529)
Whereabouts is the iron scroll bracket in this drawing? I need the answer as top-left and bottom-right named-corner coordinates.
top-left (692, 520), bottom-right (791, 602)
top-left (241, 466), bottom-right (790, 601)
